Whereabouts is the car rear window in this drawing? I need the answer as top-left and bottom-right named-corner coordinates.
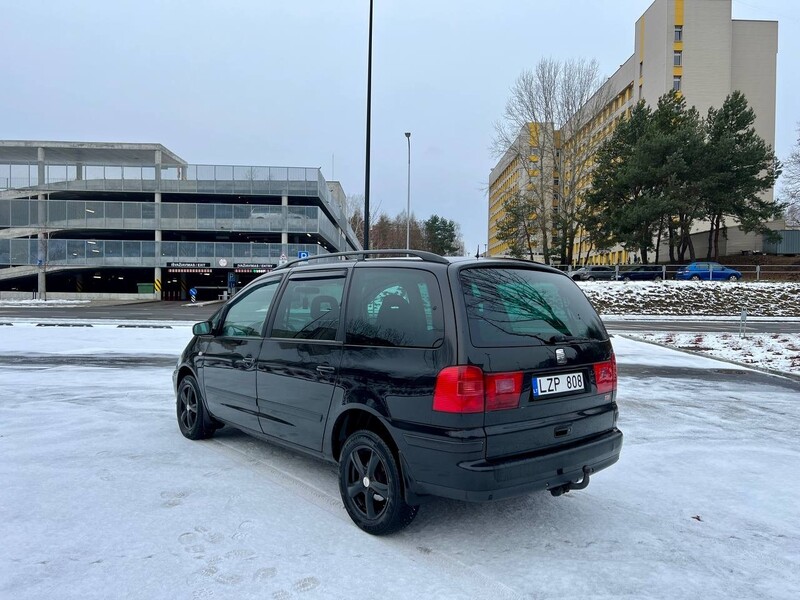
top-left (459, 267), bottom-right (606, 347)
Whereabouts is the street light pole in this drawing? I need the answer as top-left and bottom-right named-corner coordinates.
top-left (363, 0), bottom-right (374, 250)
top-left (405, 132), bottom-right (411, 250)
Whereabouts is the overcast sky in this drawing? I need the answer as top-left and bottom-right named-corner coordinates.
top-left (2, 0), bottom-right (797, 253)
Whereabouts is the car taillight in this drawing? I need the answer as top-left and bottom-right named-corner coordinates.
top-left (485, 371), bottom-right (523, 410)
top-left (593, 355), bottom-right (617, 395)
top-left (433, 367), bottom-right (524, 413)
top-left (433, 366), bottom-right (484, 413)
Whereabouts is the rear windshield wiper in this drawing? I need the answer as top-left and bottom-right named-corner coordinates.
top-left (545, 334), bottom-right (594, 344)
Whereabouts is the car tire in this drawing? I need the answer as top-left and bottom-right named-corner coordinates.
top-left (587, 276), bottom-right (595, 281)
top-left (176, 375), bottom-right (215, 440)
top-left (622, 276), bottom-right (631, 282)
top-left (338, 430), bottom-right (419, 535)
top-left (654, 276), bottom-right (662, 282)
top-left (690, 275), bottom-right (701, 281)
top-left (728, 275), bottom-right (739, 281)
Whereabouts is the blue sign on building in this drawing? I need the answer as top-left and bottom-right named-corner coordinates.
top-left (298, 251), bottom-right (309, 259)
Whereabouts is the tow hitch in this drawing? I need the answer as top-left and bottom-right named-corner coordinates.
top-left (550, 466), bottom-right (593, 497)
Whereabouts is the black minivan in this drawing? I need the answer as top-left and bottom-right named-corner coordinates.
top-left (173, 250), bottom-right (623, 534)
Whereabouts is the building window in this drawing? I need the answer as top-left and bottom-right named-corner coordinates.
top-left (638, 84), bottom-right (643, 100)
top-left (675, 25), bottom-right (683, 41)
top-left (674, 51), bottom-right (682, 66)
top-left (639, 61), bottom-right (643, 77)
top-left (553, 178), bottom-right (559, 186)
top-left (673, 75), bottom-right (682, 91)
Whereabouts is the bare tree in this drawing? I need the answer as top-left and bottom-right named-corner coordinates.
top-left (556, 59), bottom-right (612, 264)
top-left (493, 58), bottom-right (609, 264)
top-left (782, 124), bottom-right (800, 226)
top-left (346, 194), bottom-right (382, 248)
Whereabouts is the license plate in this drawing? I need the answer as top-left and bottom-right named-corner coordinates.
top-left (532, 372), bottom-right (584, 397)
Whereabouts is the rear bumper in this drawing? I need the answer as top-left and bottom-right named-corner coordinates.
top-left (399, 428), bottom-right (623, 502)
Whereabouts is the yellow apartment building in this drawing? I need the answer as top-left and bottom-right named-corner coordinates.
top-left (488, 0), bottom-right (778, 264)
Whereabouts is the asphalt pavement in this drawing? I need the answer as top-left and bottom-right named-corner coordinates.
top-left (603, 318), bottom-right (800, 334)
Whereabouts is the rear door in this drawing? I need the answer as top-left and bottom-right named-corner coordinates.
top-left (457, 266), bottom-right (616, 460)
top-left (257, 270), bottom-right (346, 451)
top-left (337, 264), bottom-right (454, 418)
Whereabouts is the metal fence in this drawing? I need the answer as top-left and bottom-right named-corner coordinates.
top-left (560, 263), bottom-right (800, 281)
top-left (0, 162), bottom-right (360, 250)
top-left (1, 198), bottom-right (340, 236)
top-left (0, 239), bottom-right (327, 268)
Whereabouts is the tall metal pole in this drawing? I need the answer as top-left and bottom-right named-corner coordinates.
top-left (405, 132), bottom-right (411, 249)
top-left (37, 147), bottom-right (46, 300)
top-left (363, 0), bottom-right (374, 250)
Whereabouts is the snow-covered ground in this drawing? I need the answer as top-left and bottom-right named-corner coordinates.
top-left (1, 325), bottom-right (799, 599)
top-left (579, 280), bottom-right (800, 318)
top-left (578, 280), bottom-right (800, 376)
top-left (623, 331), bottom-right (800, 376)
top-left (0, 299), bottom-right (90, 307)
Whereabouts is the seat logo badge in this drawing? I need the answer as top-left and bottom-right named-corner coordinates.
top-left (556, 348), bottom-right (567, 365)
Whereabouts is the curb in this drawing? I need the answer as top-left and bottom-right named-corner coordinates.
top-left (614, 333), bottom-right (800, 383)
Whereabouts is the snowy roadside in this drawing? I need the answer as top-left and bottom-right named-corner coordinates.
top-left (617, 331), bottom-right (800, 377)
top-left (576, 280), bottom-right (800, 376)
top-left (578, 280), bottom-right (800, 317)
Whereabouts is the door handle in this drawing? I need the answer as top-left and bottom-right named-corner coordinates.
top-left (316, 365), bottom-right (335, 375)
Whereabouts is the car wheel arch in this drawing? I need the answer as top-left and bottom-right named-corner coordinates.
top-left (330, 406), bottom-right (397, 464)
top-left (176, 365), bottom-right (198, 389)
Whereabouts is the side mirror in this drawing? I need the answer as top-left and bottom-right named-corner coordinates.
top-left (192, 321), bottom-right (212, 336)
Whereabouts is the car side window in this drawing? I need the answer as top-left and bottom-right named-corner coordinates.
top-left (345, 267), bottom-right (444, 348)
top-left (220, 280), bottom-right (280, 338)
top-left (269, 273), bottom-right (346, 341)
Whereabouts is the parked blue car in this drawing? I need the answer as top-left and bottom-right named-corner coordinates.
top-left (675, 261), bottom-right (742, 281)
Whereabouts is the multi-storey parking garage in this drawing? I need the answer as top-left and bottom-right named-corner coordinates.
top-left (0, 141), bottom-right (360, 300)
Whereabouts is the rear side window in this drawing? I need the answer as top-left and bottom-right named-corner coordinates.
top-left (459, 268), bottom-right (606, 347)
top-left (270, 273), bottom-right (346, 341)
top-left (345, 267), bottom-right (444, 348)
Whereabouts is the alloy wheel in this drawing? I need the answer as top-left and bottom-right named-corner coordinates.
top-left (344, 444), bottom-right (390, 520)
top-left (178, 383), bottom-right (198, 431)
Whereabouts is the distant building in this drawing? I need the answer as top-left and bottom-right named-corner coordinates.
top-left (0, 141), bottom-right (361, 299)
top-left (488, 123), bottom-right (560, 262)
top-left (488, 0), bottom-right (778, 264)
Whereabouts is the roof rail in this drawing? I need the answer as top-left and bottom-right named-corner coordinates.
top-left (276, 249), bottom-right (449, 270)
